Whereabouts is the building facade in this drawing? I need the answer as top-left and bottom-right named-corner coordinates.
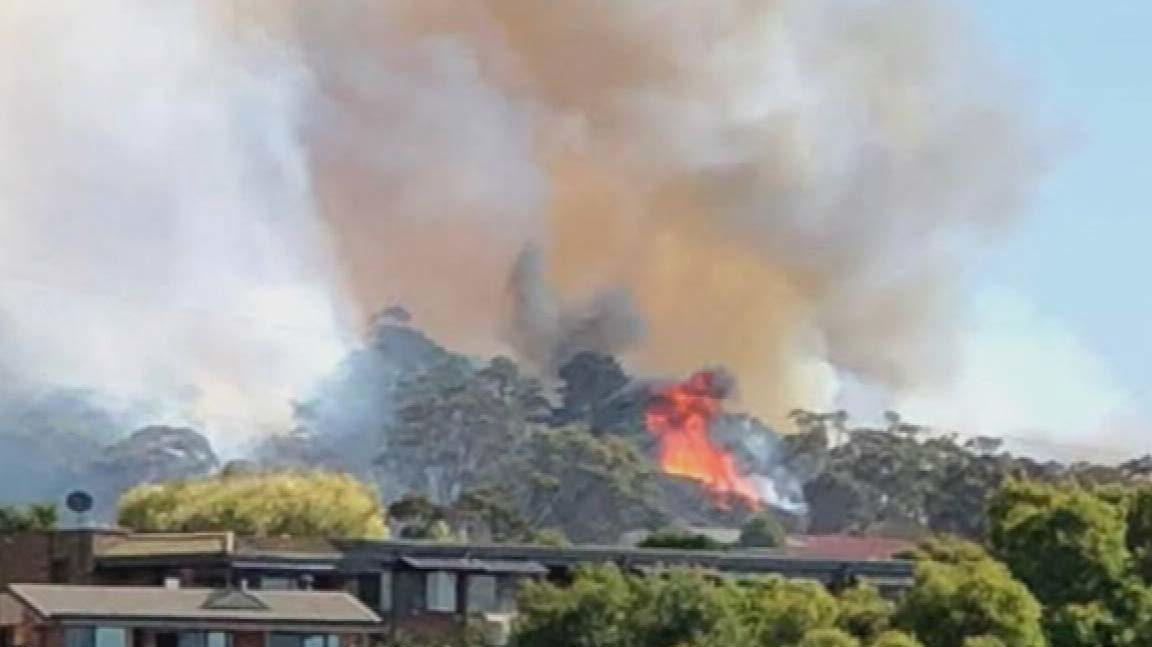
top-left (0, 584), bottom-right (379, 647)
top-left (0, 530), bottom-right (915, 642)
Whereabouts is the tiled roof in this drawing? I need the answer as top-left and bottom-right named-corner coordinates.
top-left (8, 585), bottom-right (380, 626)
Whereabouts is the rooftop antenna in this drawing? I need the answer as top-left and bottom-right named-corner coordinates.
top-left (65, 490), bottom-right (94, 529)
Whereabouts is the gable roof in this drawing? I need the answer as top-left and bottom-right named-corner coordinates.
top-left (201, 590), bottom-right (268, 611)
top-left (7, 585), bottom-right (380, 628)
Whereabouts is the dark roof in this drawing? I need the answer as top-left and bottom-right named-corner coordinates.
top-left (400, 557), bottom-right (548, 575)
top-left (786, 535), bottom-right (915, 561)
top-left (8, 585), bottom-right (380, 628)
top-left (91, 532), bottom-right (914, 586)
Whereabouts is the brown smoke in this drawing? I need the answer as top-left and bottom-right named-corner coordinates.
top-left (213, 0), bottom-right (1036, 422)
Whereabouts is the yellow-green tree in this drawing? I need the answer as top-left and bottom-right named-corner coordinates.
top-left (118, 471), bottom-right (387, 539)
top-left (896, 538), bottom-right (1044, 647)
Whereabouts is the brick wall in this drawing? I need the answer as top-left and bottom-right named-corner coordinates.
top-left (0, 534), bottom-right (53, 587)
top-left (0, 531), bottom-right (128, 589)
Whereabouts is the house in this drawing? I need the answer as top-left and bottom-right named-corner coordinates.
top-left (0, 584), bottom-right (380, 647)
top-left (0, 529), bottom-right (916, 641)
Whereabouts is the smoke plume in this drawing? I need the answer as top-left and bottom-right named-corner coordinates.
top-left (297, 0), bottom-right (1037, 421)
top-left (0, 0), bottom-right (1035, 440)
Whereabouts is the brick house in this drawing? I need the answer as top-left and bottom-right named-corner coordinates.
top-left (0, 585), bottom-right (380, 647)
top-left (0, 530), bottom-right (915, 643)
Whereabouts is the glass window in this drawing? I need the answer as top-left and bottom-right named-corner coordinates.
top-left (268, 634), bottom-right (298, 647)
top-left (260, 576), bottom-right (295, 591)
top-left (270, 634), bottom-right (338, 647)
top-left (467, 575), bottom-right (498, 614)
top-left (426, 571), bottom-right (458, 613)
top-left (94, 628), bottom-right (126, 647)
top-left (177, 633), bottom-right (205, 647)
top-left (65, 628), bottom-right (94, 647)
top-left (207, 634), bottom-right (228, 647)
top-left (379, 571), bottom-right (392, 612)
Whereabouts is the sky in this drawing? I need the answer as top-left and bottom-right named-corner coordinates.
top-left (913, 2), bottom-right (1152, 459)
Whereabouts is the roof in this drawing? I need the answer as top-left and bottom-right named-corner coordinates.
top-left (89, 531), bottom-right (914, 586)
top-left (8, 585), bottom-right (381, 628)
top-left (400, 557), bottom-right (548, 575)
top-left (98, 533), bottom-right (234, 558)
top-left (785, 535), bottom-right (914, 561)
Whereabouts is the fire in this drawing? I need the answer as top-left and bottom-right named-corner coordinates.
top-left (645, 371), bottom-right (762, 508)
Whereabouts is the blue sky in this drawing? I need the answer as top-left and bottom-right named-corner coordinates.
top-left (895, 2), bottom-right (1152, 458)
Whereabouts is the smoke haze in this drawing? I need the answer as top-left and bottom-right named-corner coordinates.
top-left (0, 0), bottom-right (1037, 441)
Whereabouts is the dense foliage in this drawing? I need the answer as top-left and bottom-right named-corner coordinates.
top-left (511, 552), bottom-right (1040, 647)
top-left (638, 530), bottom-right (726, 550)
top-left (0, 504), bottom-right (56, 532)
top-left (506, 478), bottom-right (1152, 647)
top-left (117, 471), bottom-right (388, 539)
top-left (10, 313), bottom-right (1152, 549)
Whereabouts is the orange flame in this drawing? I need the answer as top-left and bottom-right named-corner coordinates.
top-left (645, 371), bottom-right (762, 508)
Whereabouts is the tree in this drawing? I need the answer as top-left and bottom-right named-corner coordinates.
top-left (499, 426), bottom-right (668, 543)
top-left (291, 317), bottom-right (459, 479)
top-left (1044, 601), bottom-right (1123, 647)
top-left (837, 585), bottom-right (894, 642)
top-left (551, 352), bottom-right (641, 436)
top-left (639, 530), bottom-right (725, 550)
top-left (870, 631), bottom-right (925, 647)
top-left (628, 569), bottom-right (746, 647)
top-left (513, 565), bottom-right (747, 647)
top-left (91, 426), bottom-right (218, 503)
top-left (739, 512), bottom-right (787, 548)
top-left (960, 639), bottom-right (1006, 647)
top-left (118, 471), bottom-right (387, 539)
top-left (451, 486), bottom-right (533, 543)
top-left (799, 629), bottom-right (862, 647)
top-left (1120, 485), bottom-right (1152, 581)
top-left (0, 504), bottom-right (57, 533)
top-left (378, 356), bottom-right (549, 505)
top-left (988, 480), bottom-right (1130, 605)
top-left (742, 576), bottom-right (840, 646)
top-left (387, 494), bottom-right (446, 539)
top-left (896, 542), bottom-right (1045, 647)
top-left (512, 564), bottom-right (639, 647)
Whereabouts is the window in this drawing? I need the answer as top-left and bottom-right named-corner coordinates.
top-left (175, 632), bottom-right (227, 647)
top-left (259, 576), bottom-right (295, 591)
top-left (467, 575), bottom-right (498, 614)
top-left (94, 628), bottom-right (126, 647)
top-left (177, 633), bottom-right (204, 647)
top-left (269, 635), bottom-right (338, 647)
top-left (67, 628), bottom-right (126, 647)
top-left (379, 571), bottom-right (392, 612)
top-left (65, 628), bottom-right (93, 647)
top-left (426, 571), bottom-right (458, 613)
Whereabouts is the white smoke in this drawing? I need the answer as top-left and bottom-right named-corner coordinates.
top-left (0, 0), bottom-right (1049, 457)
top-left (0, 1), bottom-right (350, 447)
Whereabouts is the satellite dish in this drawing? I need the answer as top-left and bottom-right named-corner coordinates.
top-left (65, 490), bottom-right (94, 515)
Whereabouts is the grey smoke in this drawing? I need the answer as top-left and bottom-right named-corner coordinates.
top-left (505, 245), bottom-right (644, 375)
top-left (0, 0), bottom-right (1037, 483)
